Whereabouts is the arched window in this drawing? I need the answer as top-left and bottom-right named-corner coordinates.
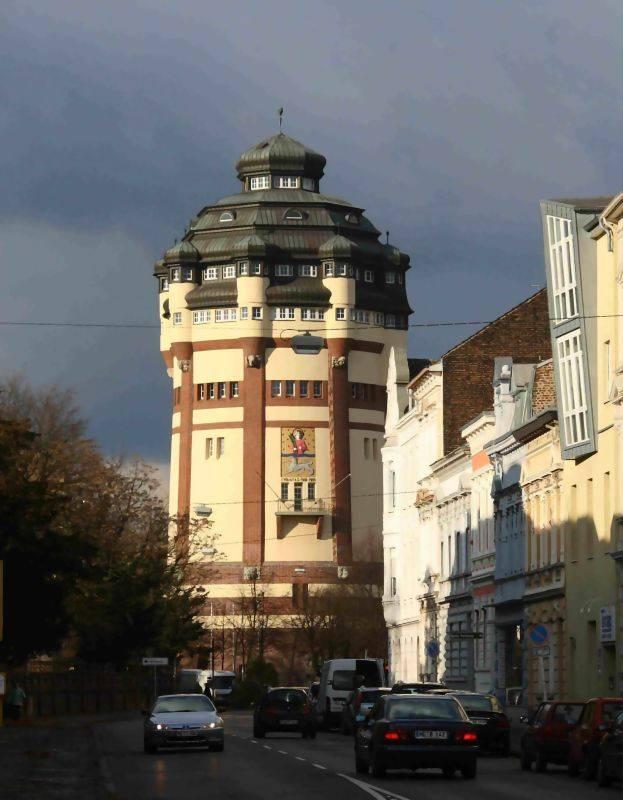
top-left (284, 208), bottom-right (304, 221)
top-left (219, 210), bottom-right (235, 222)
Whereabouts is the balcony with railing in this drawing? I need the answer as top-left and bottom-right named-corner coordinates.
top-left (275, 497), bottom-right (332, 538)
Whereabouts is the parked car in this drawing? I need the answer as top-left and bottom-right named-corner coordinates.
top-left (354, 693), bottom-right (478, 779)
top-left (520, 700), bottom-right (585, 771)
top-left (340, 687), bottom-right (391, 735)
top-left (445, 691), bottom-right (510, 755)
top-left (253, 687), bottom-right (316, 739)
top-left (317, 658), bottom-right (385, 728)
top-left (597, 711), bottom-right (623, 788)
top-left (143, 693), bottom-right (224, 753)
top-left (390, 682), bottom-right (447, 694)
top-left (568, 697), bottom-right (623, 779)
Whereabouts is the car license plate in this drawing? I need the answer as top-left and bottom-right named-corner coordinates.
top-left (176, 731), bottom-right (197, 738)
top-left (281, 720), bottom-right (298, 726)
top-left (415, 730), bottom-right (448, 739)
top-left (472, 719), bottom-right (487, 725)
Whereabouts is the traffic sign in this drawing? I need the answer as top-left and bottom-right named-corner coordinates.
top-left (534, 647), bottom-right (550, 658)
top-left (528, 624), bottom-right (549, 645)
top-left (426, 640), bottom-right (440, 659)
top-left (142, 657), bottom-right (169, 666)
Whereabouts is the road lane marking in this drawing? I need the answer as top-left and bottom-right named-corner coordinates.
top-left (278, 750), bottom-right (287, 754)
top-left (250, 740), bottom-right (258, 744)
top-left (295, 756), bottom-right (306, 761)
top-left (263, 745), bottom-right (272, 749)
top-left (338, 774), bottom-right (412, 800)
top-left (312, 763), bottom-right (326, 770)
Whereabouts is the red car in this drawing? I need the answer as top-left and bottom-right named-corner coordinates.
top-left (520, 700), bottom-right (585, 771)
top-left (568, 696), bottom-right (623, 779)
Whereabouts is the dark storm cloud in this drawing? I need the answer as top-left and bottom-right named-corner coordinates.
top-left (1, 0), bottom-right (621, 465)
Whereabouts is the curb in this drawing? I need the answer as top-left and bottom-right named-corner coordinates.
top-left (90, 726), bottom-right (118, 800)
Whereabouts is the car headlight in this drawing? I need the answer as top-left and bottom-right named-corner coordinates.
top-left (205, 717), bottom-right (224, 729)
top-left (155, 723), bottom-right (168, 731)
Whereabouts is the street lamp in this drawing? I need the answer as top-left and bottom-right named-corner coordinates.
top-left (290, 331), bottom-right (324, 355)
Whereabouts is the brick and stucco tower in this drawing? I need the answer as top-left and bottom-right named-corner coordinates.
top-left (155, 133), bottom-right (411, 650)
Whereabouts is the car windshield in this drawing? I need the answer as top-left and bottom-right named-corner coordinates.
top-left (387, 698), bottom-right (465, 721)
top-left (603, 702), bottom-right (623, 723)
top-left (153, 696), bottom-right (215, 714)
top-left (361, 690), bottom-right (385, 704)
top-left (265, 690), bottom-right (306, 708)
top-left (454, 694), bottom-right (501, 713)
top-left (211, 676), bottom-right (234, 690)
top-left (332, 671), bottom-right (356, 691)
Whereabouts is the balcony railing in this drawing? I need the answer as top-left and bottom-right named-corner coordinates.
top-left (276, 498), bottom-right (332, 514)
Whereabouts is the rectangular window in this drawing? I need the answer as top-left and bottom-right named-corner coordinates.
top-left (238, 261), bottom-right (249, 276)
top-left (240, 306), bottom-right (248, 319)
top-left (547, 215), bottom-right (578, 321)
top-left (216, 436), bottom-right (225, 457)
top-left (557, 330), bottom-right (589, 446)
top-left (215, 308), bottom-right (237, 322)
top-left (372, 439), bottom-right (378, 460)
top-left (313, 381), bottom-right (322, 398)
top-left (390, 469), bottom-right (396, 509)
top-left (160, 277), bottom-right (169, 292)
top-left (215, 309), bottom-right (223, 322)
top-left (192, 310), bottom-right (211, 324)
top-left (363, 437), bottom-right (370, 459)
top-left (250, 175), bottom-right (271, 190)
top-left (375, 312), bottom-right (385, 325)
top-left (299, 265), bottom-right (317, 277)
top-left (385, 314), bottom-right (396, 328)
top-left (301, 308), bottom-right (325, 320)
top-left (364, 270), bottom-right (374, 283)
top-left (293, 482), bottom-right (303, 511)
top-left (230, 381), bottom-right (239, 398)
top-left (223, 265), bottom-right (236, 279)
top-left (323, 261), bottom-right (334, 277)
top-left (197, 384), bottom-right (206, 401)
top-left (352, 382), bottom-right (359, 399)
top-left (172, 312), bottom-right (182, 325)
top-left (208, 382), bottom-right (215, 399)
top-left (274, 307), bottom-right (295, 320)
top-left (205, 437), bottom-right (213, 459)
top-left (281, 482), bottom-right (289, 501)
top-left (251, 262), bottom-right (262, 275)
top-left (203, 267), bottom-right (218, 281)
top-left (302, 177), bottom-right (315, 191)
top-left (271, 380), bottom-right (281, 397)
top-left (350, 309), bottom-right (369, 323)
top-left (299, 380), bottom-right (309, 398)
top-left (335, 308), bottom-right (346, 320)
top-left (603, 340), bottom-right (612, 399)
top-left (252, 306), bottom-right (263, 320)
top-left (335, 263), bottom-right (348, 277)
top-left (277, 176), bottom-right (299, 188)
top-left (285, 380), bottom-right (295, 397)
top-left (385, 271), bottom-right (396, 284)
top-left (183, 268), bottom-right (193, 281)
top-left (217, 381), bottom-right (226, 399)
top-left (275, 264), bottom-right (293, 277)
top-left (171, 267), bottom-right (180, 281)
top-left (307, 482), bottom-right (315, 501)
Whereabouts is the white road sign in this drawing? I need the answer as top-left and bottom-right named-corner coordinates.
top-left (142, 657), bottom-right (169, 666)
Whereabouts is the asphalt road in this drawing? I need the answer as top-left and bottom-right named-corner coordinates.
top-left (96, 711), bottom-right (611, 800)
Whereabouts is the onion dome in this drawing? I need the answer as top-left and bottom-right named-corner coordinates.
top-left (383, 243), bottom-right (410, 268)
top-left (266, 277), bottom-right (331, 308)
top-left (230, 234), bottom-right (268, 258)
top-left (319, 234), bottom-right (359, 260)
top-left (236, 133), bottom-right (326, 181)
top-left (164, 239), bottom-right (199, 264)
top-left (186, 281), bottom-right (238, 310)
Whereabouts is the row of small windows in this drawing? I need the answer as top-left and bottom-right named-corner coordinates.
top-left (351, 382), bottom-right (380, 401)
top-left (205, 436), bottom-right (225, 459)
top-left (248, 175), bottom-right (316, 192)
top-left (281, 481), bottom-right (316, 503)
top-left (160, 263), bottom-right (403, 289)
top-left (196, 381), bottom-right (239, 401)
top-left (363, 437), bottom-right (380, 460)
top-left (271, 380), bottom-right (323, 398)
top-left (173, 307), bottom-right (405, 328)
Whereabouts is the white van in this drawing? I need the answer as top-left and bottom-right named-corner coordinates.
top-left (207, 670), bottom-right (237, 706)
top-left (316, 658), bottom-right (385, 728)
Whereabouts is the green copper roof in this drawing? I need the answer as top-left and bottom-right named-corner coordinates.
top-left (236, 133), bottom-right (326, 180)
top-left (164, 239), bottom-right (199, 263)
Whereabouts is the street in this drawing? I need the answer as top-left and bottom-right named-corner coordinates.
top-left (96, 711), bottom-right (608, 800)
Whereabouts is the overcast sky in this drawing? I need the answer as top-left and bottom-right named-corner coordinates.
top-left (1, 0), bottom-right (621, 471)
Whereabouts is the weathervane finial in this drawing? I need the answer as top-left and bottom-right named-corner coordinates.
top-left (278, 107), bottom-right (284, 132)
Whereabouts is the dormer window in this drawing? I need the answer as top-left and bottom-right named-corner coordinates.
top-left (238, 261), bottom-right (249, 276)
top-left (171, 267), bottom-right (180, 281)
top-left (302, 177), bottom-right (315, 191)
top-left (159, 277), bottom-right (169, 292)
top-left (219, 210), bottom-right (235, 222)
top-left (284, 208), bottom-right (304, 221)
top-left (364, 270), bottom-right (374, 283)
top-left (182, 268), bottom-right (193, 281)
top-left (251, 262), bottom-right (263, 276)
top-left (250, 176), bottom-right (271, 191)
top-left (203, 267), bottom-right (218, 281)
top-left (345, 212), bottom-right (360, 224)
top-left (323, 261), bottom-right (334, 277)
top-left (223, 265), bottom-right (236, 279)
top-left (276, 176), bottom-right (299, 189)
top-left (385, 271), bottom-right (396, 284)
top-left (335, 263), bottom-right (349, 277)
top-left (386, 313), bottom-right (397, 328)
top-left (275, 264), bottom-right (294, 277)
top-left (299, 265), bottom-right (317, 277)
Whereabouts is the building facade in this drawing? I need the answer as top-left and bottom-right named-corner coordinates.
top-left (156, 133), bottom-right (412, 656)
top-left (382, 292), bottom-right (551, 686)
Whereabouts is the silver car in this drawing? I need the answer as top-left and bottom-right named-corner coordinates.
top-left (143, 694), bottom-right (224, 753)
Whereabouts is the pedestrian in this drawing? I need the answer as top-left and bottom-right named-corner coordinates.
top-left (204, 682), bottom-right (214, 701)
top-left (7, 682), bottom-right (26, 721)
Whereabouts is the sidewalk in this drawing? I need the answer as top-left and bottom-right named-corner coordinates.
top-left (0, 713), bottom-right (135, 800)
